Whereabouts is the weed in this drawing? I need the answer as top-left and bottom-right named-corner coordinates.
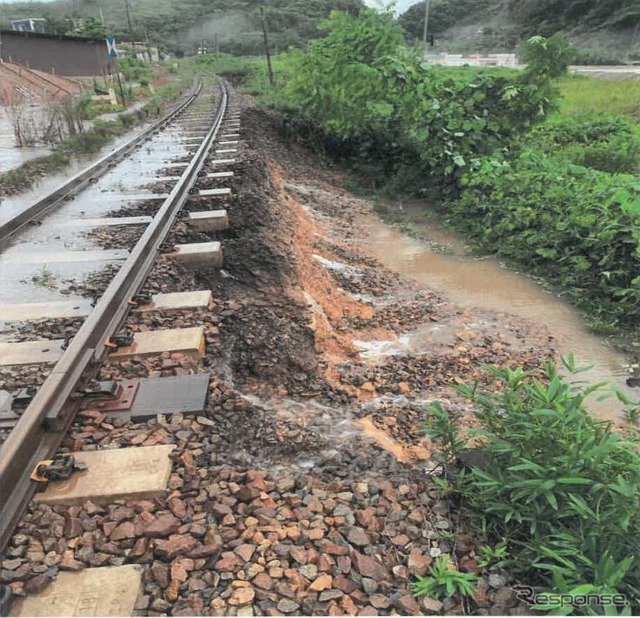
top-left (31, 266), bottom-right (56, 289)
top-left (412, 555), bottom-right (478, 601)
top-left (424, 360), bottom-right (640, 614)
top-left (477, 542), bottom-right (510, 571)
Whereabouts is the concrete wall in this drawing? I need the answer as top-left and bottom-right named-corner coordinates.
top-left (0, 31), bottom-right (116, 77)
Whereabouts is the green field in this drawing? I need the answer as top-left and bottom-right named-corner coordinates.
top-left (559, 75), bottom-right (640, 120)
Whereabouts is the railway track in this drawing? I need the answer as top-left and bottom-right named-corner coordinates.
top-left (0, 77), bottom-right (240, 601)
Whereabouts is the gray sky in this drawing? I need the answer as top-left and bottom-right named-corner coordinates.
top-left (365, 0), bottom-right (416, 12)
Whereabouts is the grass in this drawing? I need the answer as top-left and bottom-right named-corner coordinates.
top-left (31, 266), bottom-right (56, 289)
top-left (558, 75), bottom-right (640, 121)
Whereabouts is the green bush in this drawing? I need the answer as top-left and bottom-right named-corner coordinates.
top-left (424, 361), bottom-right (640, 615)
top-left (277, 9), bottom-right (564, 191)
top-left (451, 151), bottom-right (640, 330)
top-left (526, 112), bottom-right (640, 174)
top-left (573, 47), bottom-right (627, 66)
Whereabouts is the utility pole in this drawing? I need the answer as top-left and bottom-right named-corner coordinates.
top-left (124, 0), bottom-right (133, 38)
top-left (259, 6), bottom-right (275, 86)
top-left (422, 0), bottom-right (431, 47)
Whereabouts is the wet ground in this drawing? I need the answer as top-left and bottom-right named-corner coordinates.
top-left (360, 202), bottom-right (634, 421)
top-left (0, 109), bottom-right (51, 173)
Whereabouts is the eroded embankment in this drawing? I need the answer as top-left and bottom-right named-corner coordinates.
top-left (2, 103), bottom-right (558, 616)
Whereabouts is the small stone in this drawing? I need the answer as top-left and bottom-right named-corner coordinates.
top-left (253, 572), bottom-right (273, 591)
top-left (493, 586), bottom-right (518, 607)
top-left (277, 599), bottom-right (300, 613)
top-left (342, 596), bottom-right (358, 614)
top-left (319, 590), bottom-right (344, 602)
top-left (392, 534), bottom-right (410, 547)
top-left (299, 564), bottom-right (318, 580)
top-left (24, 574), bottom-right (52, 594)
top-left (234, 544), bottom-right (256, 562)
top-left (144, 515), bottom-right (180, 538)
top-left (188, 543), bottom-right (222, 558)
top-left (151, 598), bottom-right (171, 612)
top-left (165, 578), bottom-right (181, 602)
top-left (337, 556), bottom-right (351, 575)
top-left (370, 594), bottom-right (391, 609)
top-left (346, 527), bottom-right (370, 547)
top-left (290, 546), bottom-right (307, 564)
top-left (229, 587), bottom-right (255, 606)
top-left (353, 553), bottom-right (388, 581)
top-left (358, 607), bottom-right (378, 616)
top-left (324, 543), bottom-right (349, 556)
top-left (334, 576), bottom-right (356, 594)
top-left (489, 574), bottom-right (507, 589)
top-left (171, 562), bottom-right (188, 582)
top-left (397, 594), bottom-right (421, 614)
top-left (408, 551), bottom-right (432, 576)
top-left (151, 561), bottom-right (170, 587)
top-left (309, 574), bottom-right (333, 592)
top-left (421, 597), bottom-right (444, 613)
top-left (110, 521), bottom-right (135, 541)
top-left (361, 578), bottom-right (378, 594)
top-left (154, 535), bottom-right (197, 559)
top-left (392, 565), bottom-right (410, 580)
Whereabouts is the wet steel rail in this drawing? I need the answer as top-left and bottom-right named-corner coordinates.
top-left (0, 80), bottom-right (229, 553)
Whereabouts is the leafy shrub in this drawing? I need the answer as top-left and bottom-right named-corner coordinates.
top-left (278, 9), bottom-right (565, 191)
top-left (452, 151), bottom-right (640, 330)
top-left (526, 112), bottom-right (640, 174)
top-left (573, 47), bottom-right (627, 66)
top-left (424, 361), bottom-right (640, 614)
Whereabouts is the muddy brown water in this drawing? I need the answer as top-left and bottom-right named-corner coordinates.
top-left (356, 202), bottom-right (635, 422)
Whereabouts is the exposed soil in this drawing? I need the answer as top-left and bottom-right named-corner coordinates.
top-left (1, 97), bottom-right (559, 616)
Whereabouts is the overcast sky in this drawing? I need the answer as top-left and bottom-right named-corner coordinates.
top-left (365, 0), bottom-right (416, 12)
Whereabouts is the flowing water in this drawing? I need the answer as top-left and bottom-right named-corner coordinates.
top-left (356, 202), bottom-right (635, 421)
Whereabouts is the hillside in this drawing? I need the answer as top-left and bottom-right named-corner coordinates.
top-left (399, 0), bottom-right (640, 58)
top-left (0, 0), bottom-right (364, 55)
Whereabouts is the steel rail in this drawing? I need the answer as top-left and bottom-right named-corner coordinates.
top-left (0, 81), bottom-right (202, 246)
top-left (0, 80), bottom-right (228, 552)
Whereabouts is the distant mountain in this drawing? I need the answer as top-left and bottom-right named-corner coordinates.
top-left (399, 0), bottom-right (640, 56)
top-left (0, 0), bottom-right (364, 55)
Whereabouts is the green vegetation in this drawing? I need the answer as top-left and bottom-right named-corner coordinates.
top-left (31, 266), bottom-right (57, 289)
top-left (450, 134), bottom-right (640, 333)
top-left (559, 77), bottom-right (640, 122)
top-left (412, 555), bottom-right (478, 601)
top-left (276, 12), bottom-right (564, 191)
top-left (425, 360), bottom-right (640, 614)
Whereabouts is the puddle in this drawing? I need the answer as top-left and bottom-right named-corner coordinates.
top-left (358, 202), bottom-right (635, 421)
top-left (0, 125), bottom-right (154, 223)
top-left (0, 106), bottom-right (52, 173)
